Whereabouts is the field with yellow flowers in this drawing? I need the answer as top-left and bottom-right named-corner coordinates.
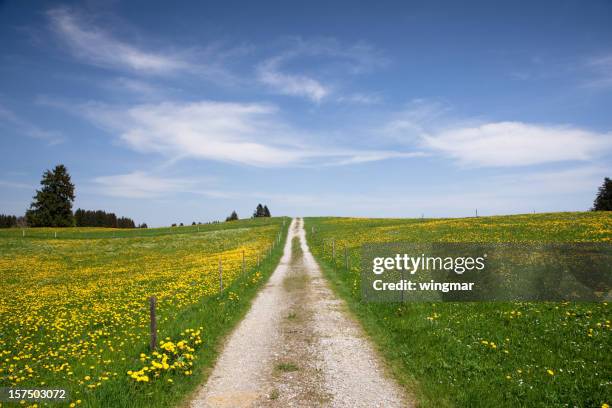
top-left (304, 212), bottom-right (611, 408)
top-left (0, 217), bottom-right (289, 407)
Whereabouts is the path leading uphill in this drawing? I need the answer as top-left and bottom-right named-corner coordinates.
top-left (190, 218), bottom-right (409, 408)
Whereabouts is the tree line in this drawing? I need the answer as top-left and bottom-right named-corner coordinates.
top-left (0, 164), bottom-right (280, 229)
top-left (0, 214), bottom-right (17, 228)
top-left (74, 209), bottom-right (144, 228)
top-left (0, 164), bottom-right (144, 228)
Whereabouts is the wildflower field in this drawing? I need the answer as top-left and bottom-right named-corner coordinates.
top-left (304, 212), bottom-right (612, 408)
top-left (0, 217), bottom-right (289, 407)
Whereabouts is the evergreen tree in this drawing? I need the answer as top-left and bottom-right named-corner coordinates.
top-left (74, 209), bottom-right (84, 227)
top-left (225, 211), bottom-right (239, 222)
top-left (26, 165), bottom-right (75, 227)
top-left (74, 209), bottom-right (131, 227)
top-left (263, 205), bottom-right (271, 217)
top-left (0, 214), bottom-right (17, 228)
top-left (253, 203), bottom-right (265, 218)
top-left (117, 217), bottom-right (136, 228)
top-left (592, 177), bottom-right (612, 211)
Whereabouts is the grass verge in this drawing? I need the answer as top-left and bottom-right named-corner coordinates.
top-left (80, 219), bottom-right (290, 408)
top-left (304, 215), bottom-right (611, 408)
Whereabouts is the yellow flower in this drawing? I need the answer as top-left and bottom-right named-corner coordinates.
top-left (546, 369), bottom-right (554, 376)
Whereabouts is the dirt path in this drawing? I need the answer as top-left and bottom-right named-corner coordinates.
top-left (190, 218), bottom-right (409, 408)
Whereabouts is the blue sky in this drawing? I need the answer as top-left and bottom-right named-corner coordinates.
top-left (1, 0), bottom-right (611, 226)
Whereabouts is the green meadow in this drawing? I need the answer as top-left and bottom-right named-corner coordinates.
top-left (304, 212), bottom-right (612, 407)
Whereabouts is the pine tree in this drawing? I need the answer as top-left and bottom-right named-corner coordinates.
top-left (253, 203), bottom-right (265, 218)
top-left (225, 211), bottom-right (239, 222)
top-left (263, 205), bottom-right (271, 217)
top-left (592, 177), bottom-right (612, 211)
top-left (0, 214), bottom-right (17, 228)
top-left (26, 164), bottom-right (75, 227)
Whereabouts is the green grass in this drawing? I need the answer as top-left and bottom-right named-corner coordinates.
top-left (275, 362), bottom-right (299, 372)
top-left (0, 217), bottom-right (283, 240)
top-left (0, 217), bottom-right (290, 408)
top-left (304, 212), bottom-right (611, 408)
top-left (291, 236), bottom-right (303, 260)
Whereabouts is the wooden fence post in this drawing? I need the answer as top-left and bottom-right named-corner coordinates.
top-left (149, 296), bottom-right (157, 351)
top-left (218, 256), bottom-right (223, 292)
top-left (344, 247), bottom-right (348, 269)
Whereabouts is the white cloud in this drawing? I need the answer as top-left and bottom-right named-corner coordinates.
top-left (422, 122), bottom-right (611, 167)
top-left (582, 53), bottom-right (612, 90)
top-left (257, 57), bottom-right (329, 102)
top-left (57, 99), bottom-right (419, 167)
top-left (0, 180), bottom-right (32, 189)
top-left (92, 171), bottom-right (199, 198)
top-left (47, 7), bottom-right (188, 75)
top-left (107, 77), bottom-right (163, 96)
top-left (282, 37), bottom-right (388, 74)
top-left (381, 101), bottom-right (611, 167)
top-left (383, 100), bottom-right (452, 141)
top-left (0, 104), bottom-right (64, 145)
top-left (336, 93), bottom-right (382, 105)
top-left (257, 37), bottom-right (387, 102)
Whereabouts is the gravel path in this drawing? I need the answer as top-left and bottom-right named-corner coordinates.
top-left (190, 218), bottom-right (410, 408)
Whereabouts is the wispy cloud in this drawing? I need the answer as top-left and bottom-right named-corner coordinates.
top-left (45, 98), bottom-right (420, 167)
top-left (422, 122), bottom-right (611, 167)
top-left (0, 104), bottom-right (64, 145)
top-left (283, 37), bottom-right (388, 74)
top-left (383, 101), bottom-right (611, 167)
top-left (336, 93), bottom-right (382, 105)
top-left (257, 37), bottom-right (387, 102)
top-left (0, 180), bottom-right (33, 190)
top-left (92, 171), bottom-right (201, 198)
top-left (47, 7), bottom-right (189, 75)
top-left (582, 53), bottom-right (612, 90)
top-left (257, 57), bottom-right (330, 102)
top-left (105, 77), bottom-right (165, 97)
